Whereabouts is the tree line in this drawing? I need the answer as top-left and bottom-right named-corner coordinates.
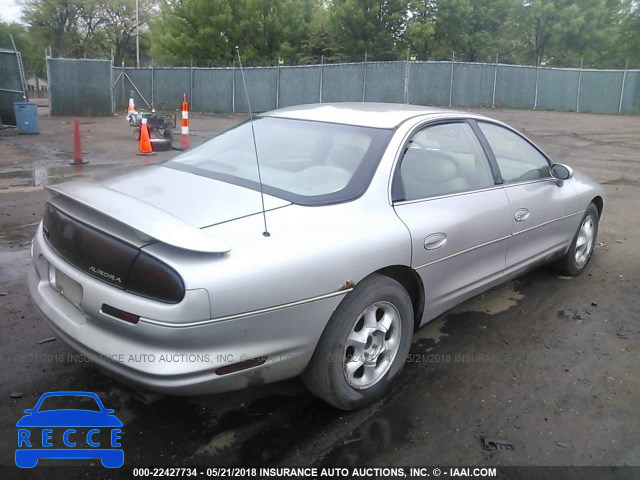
top-left (1, 0), bottom-right (639, 77)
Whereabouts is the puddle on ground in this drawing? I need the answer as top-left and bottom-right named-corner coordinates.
top-left (411, 285), bottom-right (524, 351)
top-left (413, 316), bottom-right (449, 350)
top-left (453, 285), bottom-right (524, 315)
top-left (320, 408), bottom-right (413, 466)
top-left (0, 163), bottom-right (153, 190)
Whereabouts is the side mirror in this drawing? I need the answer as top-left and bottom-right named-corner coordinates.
top-left (549, 163), bottom-right (574, 186)
top-left (24, 409), bottom-right (33, 415)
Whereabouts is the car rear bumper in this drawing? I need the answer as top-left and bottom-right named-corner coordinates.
top-left (28, 226), bottom-right (342, 395)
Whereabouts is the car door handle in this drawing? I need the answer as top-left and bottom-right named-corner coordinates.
top-left (514, 208), bottom-right (530, 222)
top-left (424, 233), bottom-right (447, 250)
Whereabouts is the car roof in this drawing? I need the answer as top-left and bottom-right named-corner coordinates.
top-left (261, 102), bottom-right (467, 129)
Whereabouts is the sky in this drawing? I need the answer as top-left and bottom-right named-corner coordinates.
top-left (0, 0), bottom-right (23, 24)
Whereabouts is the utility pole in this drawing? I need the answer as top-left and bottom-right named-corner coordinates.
top-left (136, 0), bottom-right (140, 67)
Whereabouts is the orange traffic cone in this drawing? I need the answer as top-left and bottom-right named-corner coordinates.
top-left (71, 119), bottom-right (88, 164)
top-left (181, 93), bottom-right (190, 150)
top-left (136, 122), bottom-right (155, 156)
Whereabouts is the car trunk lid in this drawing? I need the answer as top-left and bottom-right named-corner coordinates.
top-left (46, 165), bottom-right (290, 253)
top-left (103, 165), bottom-right (290, 228)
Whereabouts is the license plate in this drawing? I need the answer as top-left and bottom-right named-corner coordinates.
top-left (49, 265), bottom-right (83, 311)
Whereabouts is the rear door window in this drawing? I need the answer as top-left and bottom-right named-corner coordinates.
top-left (395, 122), bottom-right (495, 201)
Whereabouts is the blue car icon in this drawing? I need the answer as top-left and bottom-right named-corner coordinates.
top-left (15, 391), bottom-right (123, 468)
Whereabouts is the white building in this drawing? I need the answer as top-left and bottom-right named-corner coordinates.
top-left (25, 75), bottom-right (48, 91)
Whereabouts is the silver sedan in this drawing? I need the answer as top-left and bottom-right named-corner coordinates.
top-left (28, 103), bottom-right (604, 410)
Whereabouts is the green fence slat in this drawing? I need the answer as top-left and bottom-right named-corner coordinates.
top-left (494, 64), bottom-right (537, 109)
top-left (321, 64), bottom-right (364, 103)
top-left (122, 68), bottom-right (152, 110)
top-left (578, 70), bottom-right (625, 114)
top-left (193, 68), bottom-right (233, 112)
top-left (620, 71), bottom-right (640, 114)
top-left (452, 63), bottom-right (494, 107)
top-left (536, 68), bottom-right (580, 112)
top-left (151, 68), bottom-right (190, 111)
top-left (48, 58), bottom-right (112, 116)
top-left (278, 66), bottom-right (321, 108)
top-left (233, 67), bottom-right (277, 113)
top-left (0, 51), bottom-right (25, 124)
top-left (364, 62), bottom-right (404, 103)
top-left (408, 62), bottom-right (451, 106)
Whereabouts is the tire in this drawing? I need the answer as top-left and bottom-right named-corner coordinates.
top-left (303, 274), bottom-right (413, 410)
top-left (554, 202), bottom-right (599, 276)
top-left (150, 138), bottom-right (172, 152)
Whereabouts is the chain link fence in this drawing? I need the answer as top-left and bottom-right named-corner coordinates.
top-left (0, 35), bottom-right (28, 125)
top-left (47, 57), bottom-right (640, 116)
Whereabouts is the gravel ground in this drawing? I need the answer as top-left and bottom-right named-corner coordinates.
top-left (0, 105), bottom-right (638, 478)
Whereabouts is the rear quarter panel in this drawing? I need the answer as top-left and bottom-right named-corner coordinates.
top-left (143, 199), bottom-right (412, 319)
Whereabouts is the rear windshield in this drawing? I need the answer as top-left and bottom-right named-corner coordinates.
top-left (38, 395), bottom-right (101, 412)
top-left (166, 117), bottom-right (393, 205)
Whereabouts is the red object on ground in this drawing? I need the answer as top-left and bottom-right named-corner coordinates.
top-left (72, 119), bottom-right (86, 164)
top-left (137, 122), bottom-right (154, 156)
top-left (181, 93), bottom-right (190, 149)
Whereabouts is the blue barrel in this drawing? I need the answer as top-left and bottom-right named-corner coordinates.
top-left (13, 102), bottom-right (39, 134)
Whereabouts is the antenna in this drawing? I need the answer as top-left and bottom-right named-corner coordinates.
top-left (235, 46), bottom-right (270, 237)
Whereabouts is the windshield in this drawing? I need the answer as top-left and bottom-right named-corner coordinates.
top-left (166, 117), bottom-right (393, 205)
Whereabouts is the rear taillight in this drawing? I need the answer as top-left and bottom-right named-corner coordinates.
top-left (43, 202), bottom-right (185, 304)
top-left (43, 204), bottom-right (137, 289)
top-left (126, 251), bottom-right (185, 304)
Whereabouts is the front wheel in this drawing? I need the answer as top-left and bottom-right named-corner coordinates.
top-left (303, 274), bottom-right (413, 410)
top-left (554, 202), bottom-right (599, 276)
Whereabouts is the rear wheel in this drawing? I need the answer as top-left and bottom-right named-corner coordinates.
top-left (554, 202), bottom-right (599, 276)
top-left (303, 274), bottom-right (413, 410)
